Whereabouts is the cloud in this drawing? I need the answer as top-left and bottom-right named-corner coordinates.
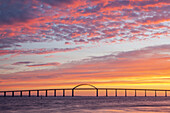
top-left (0, 45), bottom-right (12, 49)
top-left (40, 0), bottom-right (73, 6)
top-left (0, 0), bottom-right (169, 50)
top-left (0, 47), bottom-right (82, 56)
top-left (12, 61), bottom-right (33, 65)
top-left (27, 62), bottom-right (60, 67)
top-left (0, 0), bottom-right (37, 25)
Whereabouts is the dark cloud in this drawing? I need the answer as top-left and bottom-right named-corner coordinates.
top-left (0, 44), bottom-right (11, 49)
top-left (87, 37), bottom-right (102, 42)
top-left (40, 0), bottom-right (73, 6)
top-left (27, 62), bottom-right (60, 67)
top-left (0, 44), bottom-right (21, 49)
top-left (104, 1), bottom-right (130, 8)
top-left (133, 0), bottom-right (169, 6)
top-left (0, 0), bottom-right (37, 25)
top-left (0, 0), bottom-right (75, 25)
top-left (0, 47), bottom-right (82, 56)
top-left (74, 39), bottom-right (86, 43)
top-left (12, 61), bottom-right (33, 65)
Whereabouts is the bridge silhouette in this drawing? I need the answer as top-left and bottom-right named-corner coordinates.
top-left (0, 84), bottom-right (169, 97)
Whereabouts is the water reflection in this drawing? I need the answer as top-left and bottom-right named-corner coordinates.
top-left (0, 97), bottom-right (170, 113)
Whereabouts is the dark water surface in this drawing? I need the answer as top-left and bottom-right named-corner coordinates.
top-left (0, 97), bottom-right (170, 113)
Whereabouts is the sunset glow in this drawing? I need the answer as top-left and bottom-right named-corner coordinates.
top-left (0, 0), bottom-right (170, 91)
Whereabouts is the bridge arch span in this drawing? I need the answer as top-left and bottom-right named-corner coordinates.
top-left (72, 84), bottom-right (98, 90)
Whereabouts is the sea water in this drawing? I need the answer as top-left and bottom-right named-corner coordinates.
top-left (0, 97), bottom-right (170, 113)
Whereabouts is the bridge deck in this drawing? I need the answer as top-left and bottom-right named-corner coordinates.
top-left (0, 88), bottom-right (170, 93)
top-left (0, 84), bottom-right (169, 97)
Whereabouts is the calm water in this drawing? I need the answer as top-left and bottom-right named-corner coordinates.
top-left (0, 97), bottom-right (170, 113)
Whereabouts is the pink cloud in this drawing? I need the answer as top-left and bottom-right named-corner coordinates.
top-left (0, 0), bottom-right (169, 51)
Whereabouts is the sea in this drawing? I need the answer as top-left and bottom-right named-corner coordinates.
top-left (0, 96), bottom-right (170, 113)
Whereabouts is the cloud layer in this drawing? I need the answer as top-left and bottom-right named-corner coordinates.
top-left (0, 0), bottom-right (170, 91)
top-left (1, 44), bottom-right (170, 90)
top-left (0, 47), bottom-right (82, 56)
top-left (0, 0), bottom-right (169, 49)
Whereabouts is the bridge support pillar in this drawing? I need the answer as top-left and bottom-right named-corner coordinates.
top-left (63, 89), bottom-right (65, 97)
top-left (54, 90), bottom-right (56, 97)
top-left (46, 90), bottom-right (47, 97)
top-left (145, 90), bottom-right (146, 97)
top-left (12, 91), bottom-right (14, 97)
top-left (96, 89), bottom-right (98, 97)
top-left (20, 91), bottom-right (22, 97)
top-left (72, 89), bottom-right (74, 97)
top-left (155, 90), bottom-right (157, 97)
top-left (135, 90), bottom-right (136, 97)
top-left (115, 89), bottom-right (117, 97)
top-left (37, 90), bottom-right (39, 97)
top-left (4, 92), bottom-right (6, 97)
top-left (106, 89), bottom-right (108, 97)
top-left (125, 89), bottom-right (127, 97)
top-left (29, 90), bottom-right (31, 97)
top-left (165, 91), bottom-right (167, 97)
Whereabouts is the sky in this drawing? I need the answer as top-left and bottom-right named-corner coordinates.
top-left (0, 0), bottom-right (170, 91)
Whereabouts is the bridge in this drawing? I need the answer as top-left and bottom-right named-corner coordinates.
top-left (0, 84), bottom-right (169, 97)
